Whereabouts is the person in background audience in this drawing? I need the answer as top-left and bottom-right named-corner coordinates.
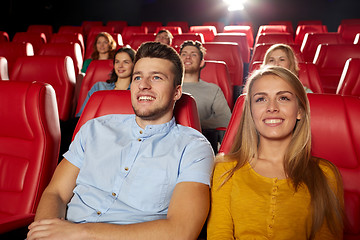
top-left (207, 66), bottom-right (344, 240)
top-left (154, 29), bottom-right (173, 45)
top-left (76, 46), bottom-right (136, 117)
top-left (81, 32), bottom-right (117, 73)
top-left (261, 43), bottom-right (313, 93)
top-left (27, 42), bottom-right (214, 240)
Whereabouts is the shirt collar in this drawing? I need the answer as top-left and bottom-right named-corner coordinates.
top-left (132, 116), bottom-right (176, 137)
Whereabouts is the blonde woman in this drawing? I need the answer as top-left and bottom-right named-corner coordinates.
top-left (207, 66), bottom-right (343, 239)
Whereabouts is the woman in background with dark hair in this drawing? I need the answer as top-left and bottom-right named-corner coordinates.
top-left (76, 46), bottom-right (136, 117)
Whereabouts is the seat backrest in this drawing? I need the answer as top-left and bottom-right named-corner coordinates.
top-left (0, 81), bottom-right (60, 233)
top-left (73, 90), bottom-right (201, 139)
top-left (337, 58), bottom-right (360, 96)
top-left (213, 33), bottom-right (250, 63)
top-left (106, 20), bottom-right (128, 34)
top-left (75, 59), bottom-right (113, 116)
top-left (11, 56), bottom-right (76, 121)
top-left (338, 24), bottom-right (360, 44)
top-left (255, 33), bottom-right (294, 46)
top-left (297, 20), bottom-right (323, 26)
top-left (313, 43), bottom-right (360, 93)
top-left (294, 24), bottom-right (328, 45)
top-left (172, 33), bottom-right (205, 51)
top-left (12, 32), bottom-right (47, 54)
top-left (121, 26), bottom-right (148, 45)
top-left (27, 24), bottom-right (53, 42)
top-left (0, 42), bottom-right (34, 79)
top-left (268, 21), bottom-right (294, 35)
top-left (203, 42), bottom-right (244, 87)
top-left (189, 26), bottom-right (217, 42)
top-left (58, 25), bottom-right (83, 35)
top-left (81, 21), bottom-right (103, 40)
top-left (300, 32), bottom-right (343, 62)
top-left (155, 26), bottom-right (182, 35)
top-left (203, 21), bottom-right (225, 33)
top-left (256, 24), bottom-right (293, 41)
top-left (219, 93), bottom-right (360, 239)
top-left (128, 33), bottom-right (156, 50)
top-left (223, 25), bottom-right (254, 48)
top-left (167, 21), bottom-right (189, 33)
top-left (200, 60), bottom-right (234, 109)
top-left (39, 42), bottom-right (83, 75)
top-left (0, 31), bottom-right (9, 42)
top-left (0, 56), bottom-right (9, 80)
top-left (141, 21), bottom-right (163, 33)
top-left (50, 33), bottom-right (85, 59)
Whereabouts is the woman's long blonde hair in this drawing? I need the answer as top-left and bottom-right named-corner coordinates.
top-left (221, 66), bottom-right (343, 239)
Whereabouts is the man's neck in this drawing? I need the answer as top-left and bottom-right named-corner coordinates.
top-left (183, 72), bottom-right (200, 83)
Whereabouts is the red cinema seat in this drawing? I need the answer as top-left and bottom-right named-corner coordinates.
top-left (269, 21), bottom-right (294, 35)
top-left (73, 91), bottom-right (201, 140)
top-left (12, 32), bottom-right (47, 54)
top-left (297, 20), bottom-right (323, 26)
top-left (128, 33), bottom-right (156, 50)
top-left (50, 33), bottom-right (85, 59)
top-left (0, 42), bottom-right (34, 79)
top-left (337, 58), bottom-right (360, 97)
top-left (203, 42), bottom-right (244, 87)
top-left (106, 21), bottom-right (128, 34)
top-left (300, 32), bottom-right (344, 62)
top-left (81, 21), bottom-right (103, 40)
top-left (295, 24), bottom-right (328, 45)
top-left (0, 56), bottom-right (9, 80)
top-left (11, 56), bottom-right (76, 121)
top-left (27, 24), bottom-right (53, 42)
top-left (167, 21), bottom-right (189, 33)
top-left (141, 21), bottom-right (163, 33)
top-left (223, 25), bottom-right (254, 48)
top-left (121, 26), bottom-right (148, 45)
top-left (256, 24), bottom-right (293, 42)
top-left (338, 24), bottom-right (360, 44)
top-left (203, 21), bottom-right (225, 33)
top-left (213, 33), bottom-right (250, 63)
top-left (0, 31), bottom-right (9, 42)
top-left (313, 44), bottom-right (360, 93)
top-left (75, 59), bottom-right (113, 116)
top-left (340, 19), bottom-right (360, 25)
top-left (58, 25), bottom-right (83, 35)
top-left (0, 81), bottom-right (60, 235)
top-left (189, 26), bottom-right (217, 42)
top-left (255, 33), bottom-right (294, 46)
top-left (172, 33), bottom-right (205, 51)
top-left (155, 26), bottom-right (182, 35)
top-left (219, 93), bottom-right (360, 240)
top-left (200, 60), bottom-right (234, 109)
top-left (355, 33), bottom-right (360, 44)
top-left (39, 42), bottom-right (83, 75)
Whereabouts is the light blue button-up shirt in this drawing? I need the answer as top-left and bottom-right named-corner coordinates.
top-left (64, 114), bottom-right (214, 224)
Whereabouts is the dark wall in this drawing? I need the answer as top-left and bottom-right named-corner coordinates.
top-left (1, 0), bottom-right (359, 38)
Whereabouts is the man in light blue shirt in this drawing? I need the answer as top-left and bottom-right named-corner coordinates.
top-left (28, 42), bottom-right (214, 240)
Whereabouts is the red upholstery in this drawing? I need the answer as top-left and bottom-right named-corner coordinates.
top-left (219, 93), bottom-right (360, 239)
top-left (268, 21), bottom-right (294, 35)
top-left (12, 32), bottom-right (47, 54)
top-left (256, 25), bottom-right (293, 42)
top-left (0, 81), bottom-right (60, 234)
top-left (0, 56), bottom-right (9, 80)
top-left (294, 24), bottom-right (328, 45)
top-left (213, 33), bottom-right (250, 63)
top-left (121, 26), bottom-right (148, 45)
top-left (172, 33), bottom-right (205, 51)
top-left (300, 32), bottom-right (343, 62)
top-left (203, 21), bottom-right (225, 33)
top-left (255, 33), bottom-right (294, 46)
top-left (39, 42), bottom-right (83, 74)
top-left (27, 24), bottom-right (53, 42)
top-left (58, 25), bottom-right (83, 35)
top-left (141, 21), bottom-right (163, 33)
top-left (313, 44), bottom-right (360, 93)
top-left (128, 33), bottom-right (156, 50)
top-left (50, 33), bottom-right (85, 59)
top-left (106, 21), bottom-right (128, 34)
top-left (75, 59), bottom-right (113, 116)
top-left (0, 42), bottom-right (34, 79)
top-left (189, 26), bottom-right (217, 42)
top-left (340, 19), bottom-right (360, 25)
top-left (355, 33), bottom-right (360, 44)
top-left (0, 31), bottom-right (9, 42)
top-left (11, 56), bottom-right (76, 121)
top-left (297, 20), bottom-right (323, 26)
top-left (155, 26), bottom-right (182, 35)
top-left (338, 24), bottom-right (360, 44)
top-left (203, 42), bottom-right (244, 87)
top-left (200, 60), bottom-right (234, 109)
top-left (167, 21), bottom-right (189, 33)
top-left (81, 21), bottom-right (103, 39)
top-left (73, 91), bottom-right (201, 139)
top-left (223, 25), bottom-right (254, 48)
top-left (337, 58), bottom-right (360, 96)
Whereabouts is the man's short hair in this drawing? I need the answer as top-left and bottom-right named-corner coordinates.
top-left (179, 40), bottom-right (207, 60)
top-left (135, 42), bottom-right (184, 87)
top-left (156, 29), bottom-right (174, 45)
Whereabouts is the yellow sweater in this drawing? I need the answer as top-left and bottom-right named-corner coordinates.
top-left (207, 161), bottom-right (341, 240)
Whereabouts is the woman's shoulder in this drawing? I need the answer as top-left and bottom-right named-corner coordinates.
top-left (214, 154), bottom-right (237, 174)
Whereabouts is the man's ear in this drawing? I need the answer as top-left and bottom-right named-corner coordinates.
top-left (200, 59), bottom-right (205, 68)
top-left (174, 85), bottom-right (182, 101)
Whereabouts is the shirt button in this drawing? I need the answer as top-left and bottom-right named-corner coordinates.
top-left (268, 224), bottom-right (272, 228)
top-left (97, 211), bottom-right (101, 215)
top-left (124, 167), bottom-right (129, 171)
top-left (139, 130), bottom-right (143, 134)
top-left (138, 138), bottom-right (141, 142)
top-left (112, 192), bottom-right (116, 196)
